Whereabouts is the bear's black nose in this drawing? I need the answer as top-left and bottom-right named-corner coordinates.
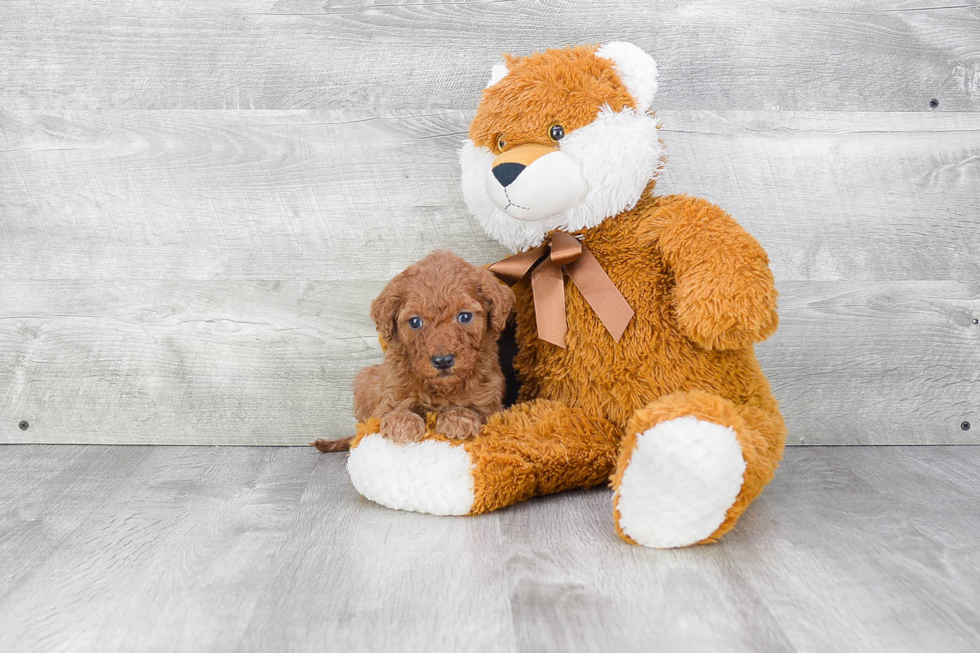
top-left (492, 162), bottom-right (525, 187)
top-left (431, 354), bottom-right (455, 370)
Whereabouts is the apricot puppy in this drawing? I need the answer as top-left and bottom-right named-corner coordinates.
top-left (353, 250), bottom-right (514, 444)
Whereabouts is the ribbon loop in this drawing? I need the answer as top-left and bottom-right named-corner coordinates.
top-left (487, 245), bottom-right (545, 286)
top-left (488, 231), bottom-right (634, 349)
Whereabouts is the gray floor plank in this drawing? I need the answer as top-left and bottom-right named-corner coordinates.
top-left (497, 491), bottom-right (796, 653)
top-left (0, 445), bottom-right (155, 607)
top-left (238, 453), bottom-right (518, 653)
top-left (0, 446), bottom-right (317, 653)
top-left (731, 448), bottom-right (980, 653)
top-left (0, 445), bottom-right (978, 652)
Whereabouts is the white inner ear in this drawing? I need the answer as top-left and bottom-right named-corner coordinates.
top-left (596, 42), bottom-right (658, 112)
top-left (486, 62), bottom-right (509, 88)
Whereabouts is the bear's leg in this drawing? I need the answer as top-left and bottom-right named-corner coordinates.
top-left (611, 390), bottom-right (785, 548)
top-left (347, 399), bottom-right (621, 516)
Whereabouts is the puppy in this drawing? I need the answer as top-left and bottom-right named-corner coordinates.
top-left (313, 250), bottom-right (514, 451)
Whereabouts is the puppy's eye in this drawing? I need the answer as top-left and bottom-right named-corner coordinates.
top-left (549, 124), bottom-right (565, 141)
top-left (407, 317), bottom-right (423, 330)
top-left (457, 312), bottom-right (473, 325)
top-left (496, 135), bottom-right (506, 151)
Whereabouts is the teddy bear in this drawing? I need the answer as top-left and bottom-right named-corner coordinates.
top-left (346, 42), bottom-right (785, 548)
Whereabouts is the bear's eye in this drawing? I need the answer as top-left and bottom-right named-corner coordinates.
top-left (549, 124), bottom-right (565, 141)
top-left (496, 135), bottom-right (506, 151)
top-left (457, 312), bottom-right (473, 325)
top-left (408, 316), bottom-right (423, 330)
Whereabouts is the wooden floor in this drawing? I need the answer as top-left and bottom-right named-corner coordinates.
top-left (0, 445), bottom-right (978, 652)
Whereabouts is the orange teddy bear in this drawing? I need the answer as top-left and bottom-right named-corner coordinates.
top-left (347, 42), bottom-right (785, 548)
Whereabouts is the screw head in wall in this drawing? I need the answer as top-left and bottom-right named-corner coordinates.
top-left (929, 99), bottom-right (939, 108)
top-left (18, 421), bottom-right (29, 430)
top-left (973, 318), bottom-right (979, 325)
top-left (962, 421), bottom-right (972, 431)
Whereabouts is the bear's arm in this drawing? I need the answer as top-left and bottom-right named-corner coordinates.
top-left (638, 194), bottom-right (779, 350)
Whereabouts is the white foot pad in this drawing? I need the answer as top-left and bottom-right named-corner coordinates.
top-left (616, 416), bottom-right (746, 548)
top-left (347, 434), bottom-right (475, 516)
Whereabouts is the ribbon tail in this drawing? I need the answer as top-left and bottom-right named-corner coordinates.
top-left (530, 258), bottom-right (567, 348)
top-left (565, 248), bottom-right (635, 342)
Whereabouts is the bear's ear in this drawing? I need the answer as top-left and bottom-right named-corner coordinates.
top-left (485, 61), bottom-right (509, 88)
top-left (596, 42), bottom-right (659, 112)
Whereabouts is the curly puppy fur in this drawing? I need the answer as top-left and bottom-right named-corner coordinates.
top-left (315, 251), bottom-right (514, 451)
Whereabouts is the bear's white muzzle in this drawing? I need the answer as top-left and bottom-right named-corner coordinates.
top-left (484, 150), bottom-right (588, 222)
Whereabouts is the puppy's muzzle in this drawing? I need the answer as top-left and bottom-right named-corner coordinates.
top-left (431, 354), bottom-right (455, 370)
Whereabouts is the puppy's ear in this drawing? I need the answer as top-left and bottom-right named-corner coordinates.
top-left (370, 276), bottom-right (404, 343)
top-left (477, 268), bottom-right (515, 333)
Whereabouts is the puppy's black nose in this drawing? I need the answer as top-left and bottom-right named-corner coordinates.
top-left (431, 354), bottom-right (455, 370)
top-left (492, 162), bottom-right (525, 187)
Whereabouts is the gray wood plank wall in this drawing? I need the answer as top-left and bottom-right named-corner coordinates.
top-left (1, 1), bottom-right (978, 445)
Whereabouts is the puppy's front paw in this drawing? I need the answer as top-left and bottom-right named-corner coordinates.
top-left (436, 407), bottom-right (482, 440)
top-left (381, 410), bottom-right (426, 444)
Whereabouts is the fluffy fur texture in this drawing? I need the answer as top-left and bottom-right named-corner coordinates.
top-left (348, 431), bottom-right (475, 516)
top-left (500, 194), bottom-right (785, 546)
top-left (351, 250), bottom-right (514, 444)
top-left (614, 416), bottom-right (746, 548)
top-left (349, 401), bottom-right (620, 515)
top-left (460, 43), bottom-right (665, 252)
top-left (595, 42), bottom-right (659, 111)
top-left (351, 43), bottom-right (786, 548)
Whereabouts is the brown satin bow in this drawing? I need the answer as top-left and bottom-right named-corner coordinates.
top-left (489, 231), bottom-right (634, 349)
